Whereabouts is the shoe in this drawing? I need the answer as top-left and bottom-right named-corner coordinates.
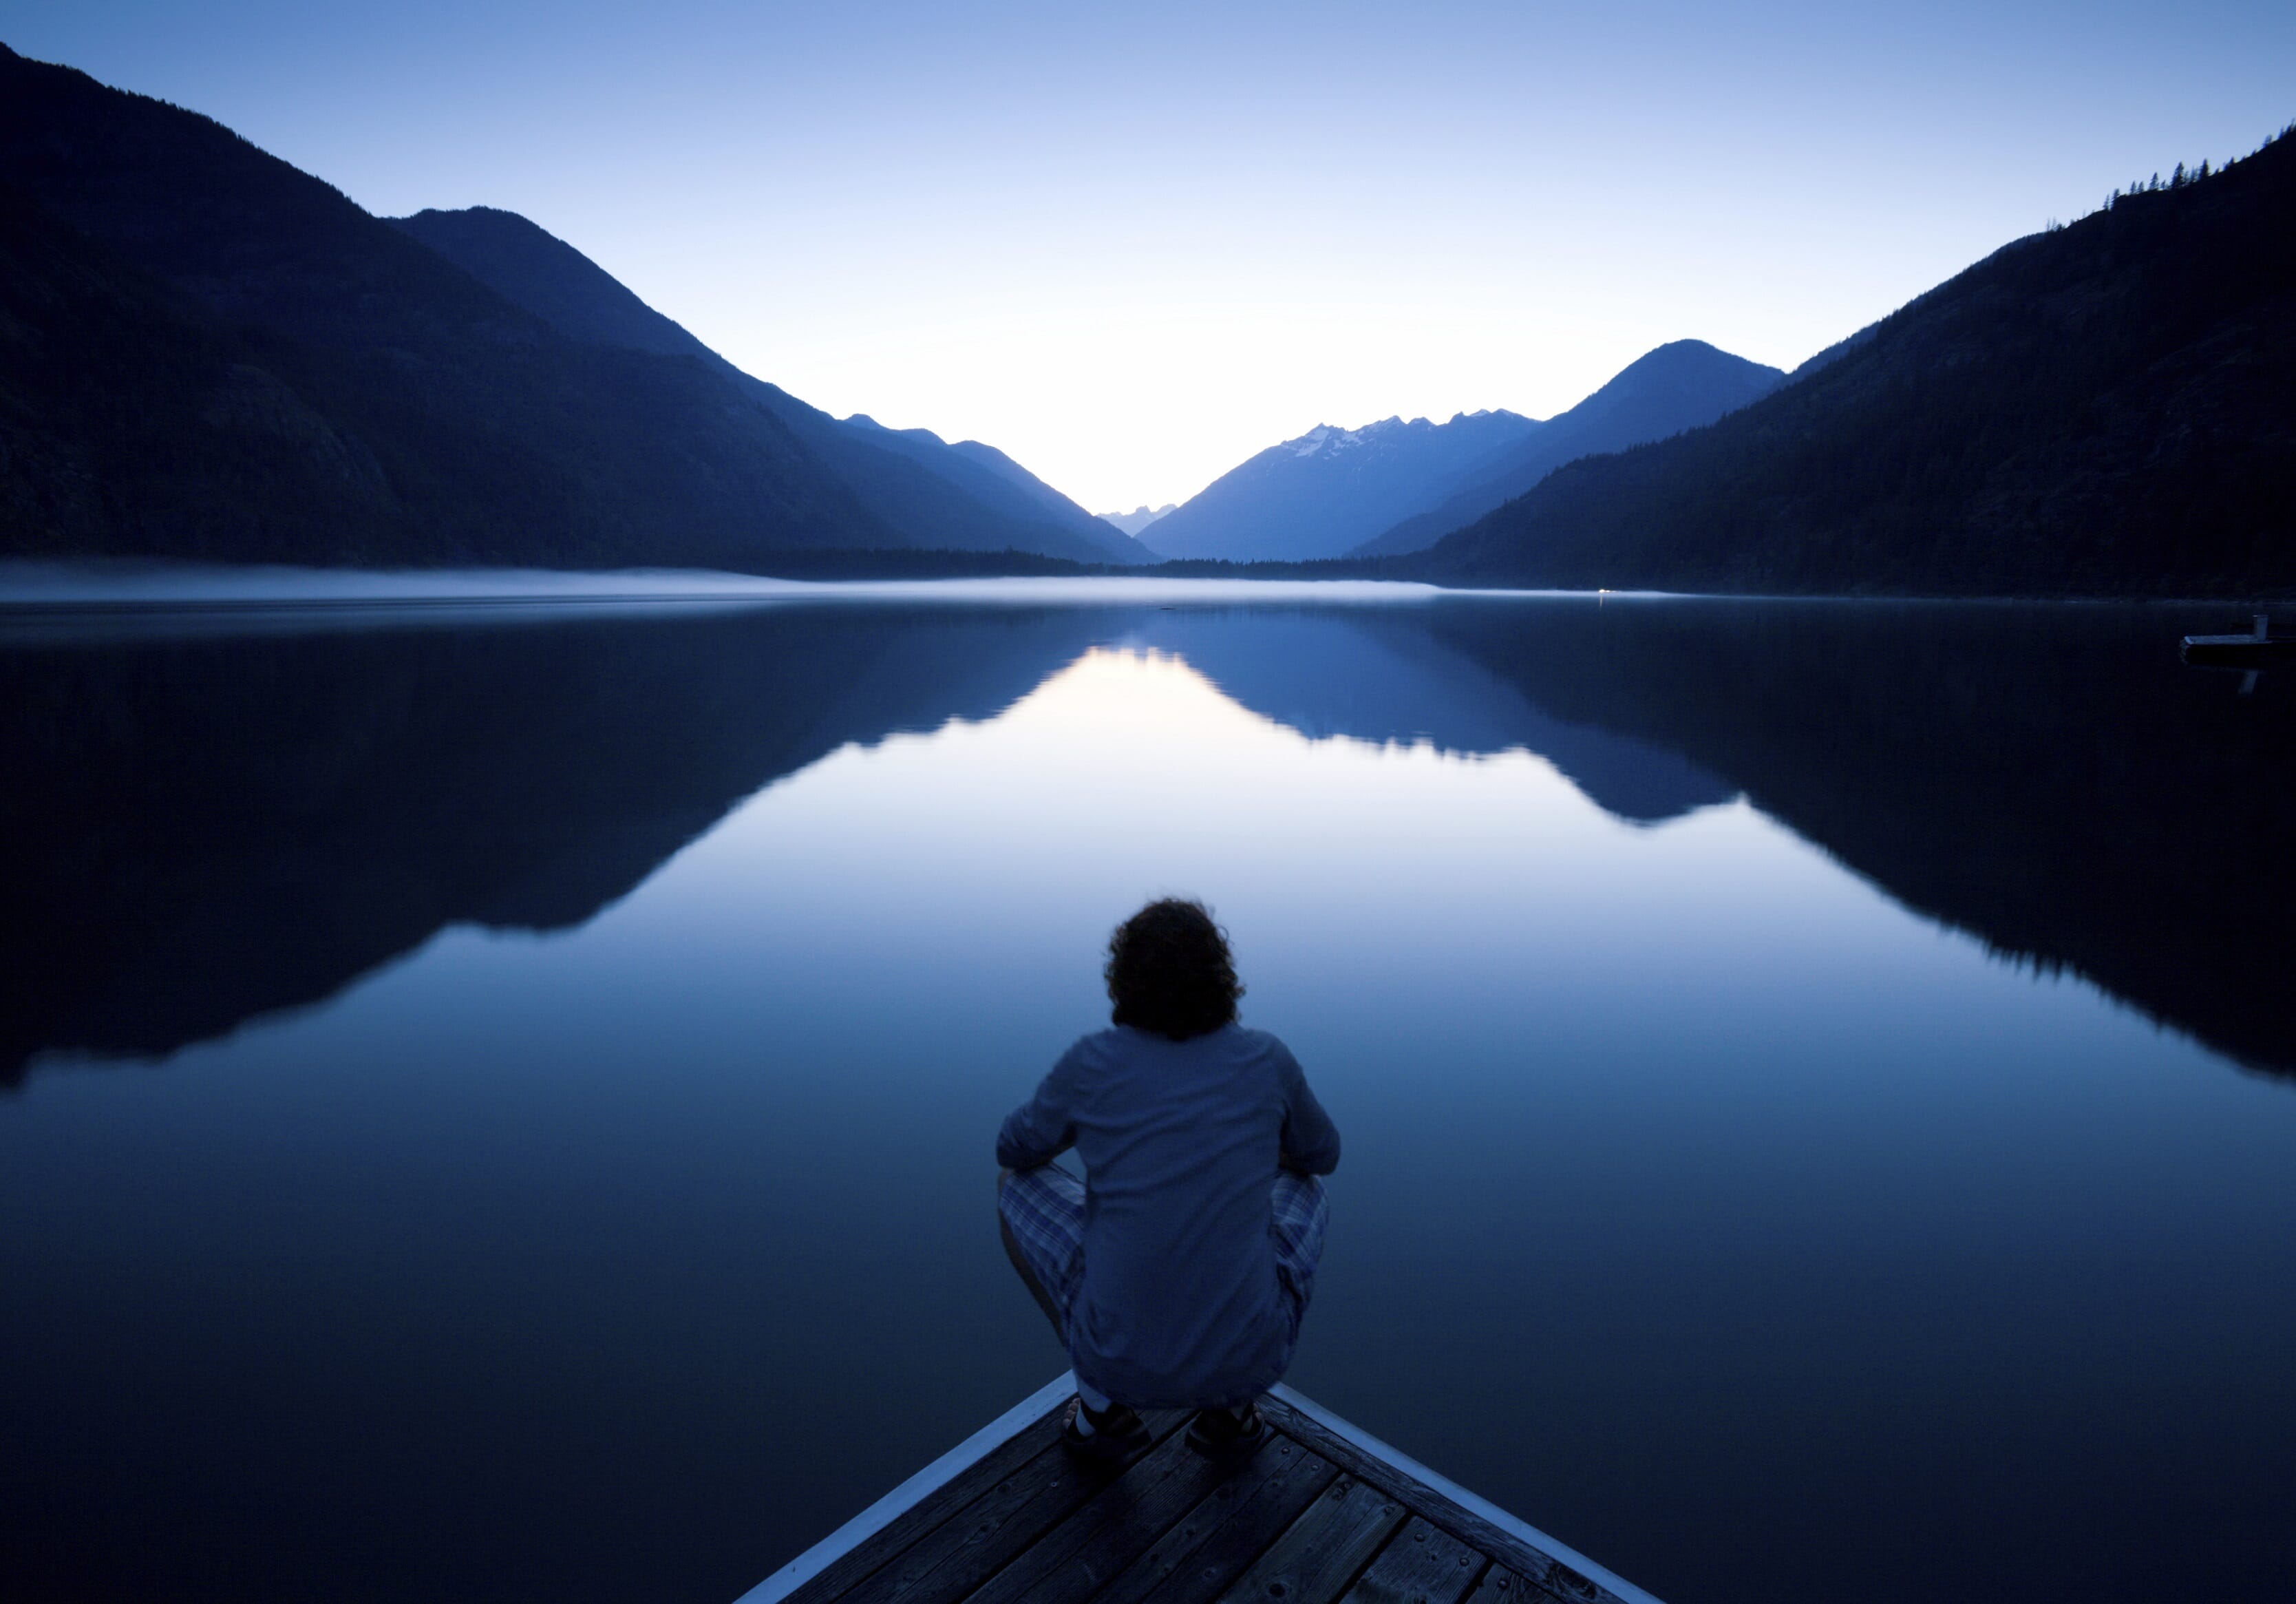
top-left (1186, 1400), bottom-right (1266, 1458)
top-left (1062, 1395), bottom-right (1151, 1459)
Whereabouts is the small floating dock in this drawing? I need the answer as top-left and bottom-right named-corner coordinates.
top-left (2181, 615), bottom-right (2293, 666)
top-left (740, 1374), bottom-right (1663, 1604)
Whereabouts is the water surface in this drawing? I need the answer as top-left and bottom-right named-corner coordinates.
top-left (3, 587), bottom-right (2291, 1604)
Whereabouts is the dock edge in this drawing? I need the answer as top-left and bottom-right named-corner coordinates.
top-left (1265, 1382), bottom-right (1666, 1604)
top-left (733, 1371), bottom-right (1078, 1604)
top-left (734, 1372), bottom-right (1667, 1604)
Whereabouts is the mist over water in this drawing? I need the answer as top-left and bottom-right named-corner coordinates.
top-left (3, 585), bottom-right (2291, 1604)
top-left (0, 561), bottom-right (1446, 610)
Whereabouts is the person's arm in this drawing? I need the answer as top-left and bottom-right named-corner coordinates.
top-left (996, 1043), bottom-right (1086, 1170)
top-left (1275, 1043), bottom-right (1341, 1177)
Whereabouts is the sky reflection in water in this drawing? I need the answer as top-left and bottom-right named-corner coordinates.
top-left (2, 593), bottom-right (2291, 1604)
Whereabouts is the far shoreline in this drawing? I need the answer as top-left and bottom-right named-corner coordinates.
top-left (0, 556), bottom-right (2284, 613)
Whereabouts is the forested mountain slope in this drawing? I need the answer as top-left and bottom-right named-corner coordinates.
top-left (0, 45), bottom-right (1133, 569)
top-left (0, 46), bottom-right (895, 567)
top-left (1412, 132), bottom-right (2296, 595)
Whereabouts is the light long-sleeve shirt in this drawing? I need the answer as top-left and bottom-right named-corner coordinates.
top-left (996, 1022), bottom-right (1341, 1406)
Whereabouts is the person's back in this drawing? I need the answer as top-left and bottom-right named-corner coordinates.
top-left (996, 899), bottom-right (1339, 1453)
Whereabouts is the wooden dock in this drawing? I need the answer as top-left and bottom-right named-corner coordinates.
top-left (2181, 615), bottom-right (2291, 666)
top-left (738, 1374), bottom-right (1663, 1604)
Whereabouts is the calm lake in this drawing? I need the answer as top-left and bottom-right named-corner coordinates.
top-left (3, 582), bottom-right (2292, 1604)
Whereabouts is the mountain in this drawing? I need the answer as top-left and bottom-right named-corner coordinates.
top-left (1140, 408), bottom-right (1540, 561)
top-left (944, 439), bottom-right (1149, 560)
top-left (0, 45), bottom-right (1135, 570)
top-left (1408, 131), bottom-right (2296, 595)
top-left (1101, 504), bottom-right (1177, 538)
top-left (1144, 338), bottom-right (1782, 564)
top-left (0, 45), bottom-right (884, 568)
top-left (831, 414), bottom-right (1150, 562)
top-left (380, 204), bottom-right (714, 359)
top-left (1352, 340), bottom-right (1785, 556)
top-left (389, 207), bottom-right (1152, 564)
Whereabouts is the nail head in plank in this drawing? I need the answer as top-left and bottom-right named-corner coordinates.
top-left (1463, 1570), bottom-right (1530, 1604)
top-left (959, 1425), bottom-right (1259, 1604)
top-left (772, 1382), bottom-right (1074, 1604)
top-left (1209, 1473), bottom-right (1407, 1604)
top-left (831, 1411), bottom-right (1187, 1604)
top-left (1258, 1391), bottom-right (1655, 1604)
top-left (1338, 1517), bottom-right (1489, 1604)
top-left (1092, 1440), bottom-right (1339, 1604)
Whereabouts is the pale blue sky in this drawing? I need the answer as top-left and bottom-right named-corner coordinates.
top-left (7, 2), bottom-right (2290, 509)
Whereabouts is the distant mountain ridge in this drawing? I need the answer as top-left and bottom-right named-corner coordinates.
top-left (1101, 504), bottom-right (1178, 538)
top-left (0, 45), bottom-right (1136, 569)
top-left (1408, 131), bottom-right (2296, 595)
top-left (1145, 408), bottom-right (1540, 562)
top-left (1145, 339), bottom-right (1782, 564)
top-left (1353, 340), bottom-right (1785, 556)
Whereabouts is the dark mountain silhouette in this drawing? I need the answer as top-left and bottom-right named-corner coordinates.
top-left (1409, 132), bottom-right (2296, 595)
top-left (0, 46), bottom-right (881, 568)
top-left (387, 207), bottom-right (1150, 564)
top-left (0, 176), bottom-right (402, 558)
top-left (1353, 341), bottom-right (1785, 556)
top-left (1141, 408), bottom-right (1540, 561)
top-left (3, 599), bottom-right (2286, 1085)
top-left (827, 414), bottom-right (1149, 563)
top-left (945, 440), bottom-right (1148, 559)
top-left (0, 45), bottom-right (1128, 570)
top-left (381, 204), bottom-right (713, 359)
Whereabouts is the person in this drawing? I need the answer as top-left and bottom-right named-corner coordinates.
top-left (995, 898), bottom-right (1341, 1458)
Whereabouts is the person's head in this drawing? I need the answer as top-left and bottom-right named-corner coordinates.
top-left (1105, 898), bottom-right (1243, 1041)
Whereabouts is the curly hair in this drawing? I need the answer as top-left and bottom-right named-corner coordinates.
top-left (1105, 898), bottom-right (1244, 1041)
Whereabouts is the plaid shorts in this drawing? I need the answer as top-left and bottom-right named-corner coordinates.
top-left (998, 1163), bottom-right (1330, 1346)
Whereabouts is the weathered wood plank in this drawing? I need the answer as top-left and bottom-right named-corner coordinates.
top-left (1090, 1439), bottom-right (1339, 1604)
top-left (1257, 1398), bottom-right (1624, 1604)
top-left (784, 1404), bottom-right (1069, 1604)
top-left (1462, 1569), bottom-right (1532, 1604)
top-left (1517, 1559), bottom-right (1609, 1604)
top-left (1337, 1516), bottom-right (1488, 1604)
top-left (1465, 1567), bottom-right (1604, 1604)
top-left (959, 1425), bottom-right (1266, 1604)
top-left (827, 1411), bottom-right (1187, 1604)
top-left (1207, 1473), bottom-right (1407, 1604)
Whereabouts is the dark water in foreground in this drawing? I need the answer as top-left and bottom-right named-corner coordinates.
top-left (3, 585), bottom-right (2292, 1604)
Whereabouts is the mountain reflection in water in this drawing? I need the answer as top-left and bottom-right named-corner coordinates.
top-left (3, 595), bottom-right (2287, 1084)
